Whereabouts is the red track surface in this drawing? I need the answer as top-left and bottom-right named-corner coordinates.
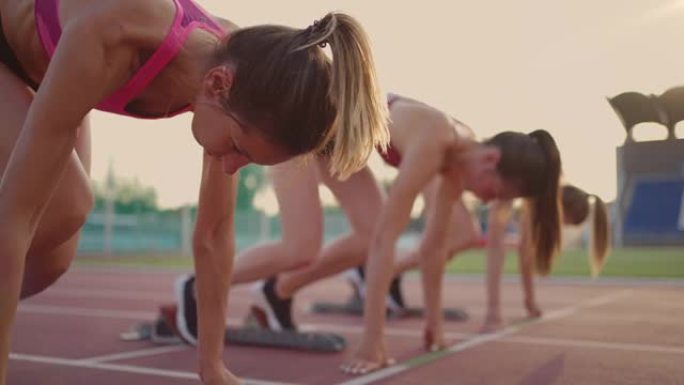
top-left (9, 266), bottom-right (684, 385)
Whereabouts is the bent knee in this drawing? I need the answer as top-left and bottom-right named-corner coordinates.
top-left (30, 183), bottom-right (92, 255)
top-left (76, 180), bottom-right (95, 220)
top-left (21, 255), bottom-right (72, 298)
top-left (281, 237), bottom-right (323, 269)
top-left (58, 183), bottom-right (94, 235)
top-left (447, 231), bottom-right (482, 256)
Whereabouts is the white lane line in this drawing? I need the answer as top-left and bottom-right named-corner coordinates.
top-left (300, 323), bottom-right (472, 339)
top-left (582, 290), bottom-right (631, 307)
top-left (18, 304), bottom-right (156, 320)
top-left (334, 289), bottom-right (632, 385)
top-left (306, 321), bottom-right (684, 355)
top-left (77, 345), bottom-right (190, 364)
top-left (19, 303), bottom-right (250, 325)
top-left (438, 274), bottom-right (684, 287)
top-left (502, 336), bottom-right (684, 355)
top-left (336, 366), bottom-right (407, 385)
top-left (38, 287), bottom-right (252, 304)
top-left (9, 353), bottom-right (296, 385)
top-left (40, 288), bottom-right (172, 301)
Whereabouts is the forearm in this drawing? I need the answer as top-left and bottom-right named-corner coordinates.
top-left (419, 245), bottom-right (447, 328)
top-left (193, 240), bottom-right (234, 372)
top-left (362, 237), bottom-right (397, 340)
top-left (393, 248), bottom-right (420, 276)
top-left (518, 250), bottom-right (536, 305)
top-left (484, 200), bottom-right (512, 315)
top-left (485, 244), bottom-right (506, 311)
top-left (192, 153), bottom-right (238, 378)
top-left (0, 229), bottom-right (31, 383)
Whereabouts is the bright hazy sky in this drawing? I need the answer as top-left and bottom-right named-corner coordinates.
top-left (89, 0), bottom-right (684, 208)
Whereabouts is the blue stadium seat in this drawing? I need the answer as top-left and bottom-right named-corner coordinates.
top-left (624, 180), bottom-right (684, 236)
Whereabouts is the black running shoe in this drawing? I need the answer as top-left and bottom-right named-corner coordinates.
top-left (345, 266), bottom-right (366, 300)
top-left (252, 277), bottom-right (296, 331)
top-left (348, 265), bottom-right (406, 312)
top-left (387, 274), bottom-right (406, 312)
top-left (153, 305), bottom-right (183, 345)
top-left (174, 274), bottom-right (198, 345)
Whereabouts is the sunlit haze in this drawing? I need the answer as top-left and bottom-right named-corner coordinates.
top-left (89, 0), bottom-right (684, 208)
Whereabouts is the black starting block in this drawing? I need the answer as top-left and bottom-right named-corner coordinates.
top-left (120, 307), bottom-right (346, 353)
top-left (224, 327), bottom-right (345, 352)
top-left (310, 295), bottom-right (469, 322)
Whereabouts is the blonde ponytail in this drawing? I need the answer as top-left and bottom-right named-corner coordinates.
top-left (296, 13), bottom-right (390, 179)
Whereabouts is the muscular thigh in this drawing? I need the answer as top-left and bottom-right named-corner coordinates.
top-left (316, 158), bottom-right (384, 235)
top-left (448, 199), bottom-right (480, 234)
top-left (420, 177), bottom-right (480, 254)
top-left (269, 158), bottom-right (324, 244)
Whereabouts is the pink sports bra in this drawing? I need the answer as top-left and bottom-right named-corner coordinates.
top-left (35, 0), bottom-right (226, 119)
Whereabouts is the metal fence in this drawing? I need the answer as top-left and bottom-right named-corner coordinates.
top-left (78, 209), bottom-right (356, 256)
top-left (77, 206), bottom-right (588, 257)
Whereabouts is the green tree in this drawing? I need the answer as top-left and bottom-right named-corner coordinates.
top-left (236, 164), bottom-right (266, 211)
top-left (91, 176), bottom-right (159, 214)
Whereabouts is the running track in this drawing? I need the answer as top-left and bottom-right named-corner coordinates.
top-left (9, 265), bottom-right (684, 384)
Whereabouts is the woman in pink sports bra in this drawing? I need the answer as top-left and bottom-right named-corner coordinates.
top-left (0, 0), bottom-right (390, 384)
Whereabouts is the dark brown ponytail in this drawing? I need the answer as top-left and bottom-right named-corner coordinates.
top-left (526, 130), bottom-right (563, 275)
top-left (589, 194), bottom-right (610, 277)
top-left (486, 129), bottom-right (563, 275)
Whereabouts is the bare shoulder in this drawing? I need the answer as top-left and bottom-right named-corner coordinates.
top-left (390, 98), bottom-right (455, 145)
top-left (213, 16), bottom-right (239, 31)
top-left (101, 0), bottom-right (174, 19)
top-left (60, 0), bottom-right (176, 44)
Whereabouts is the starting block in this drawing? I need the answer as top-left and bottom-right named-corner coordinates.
top-left (224, 327), bottom-right (345, 352)
top-left (120, 306), bottom-right (346, 353)
top-left (310, 295), bottom-right (468, 321)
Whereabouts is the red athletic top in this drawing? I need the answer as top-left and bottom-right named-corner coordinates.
top-left (377, 93), bottom-right (402, 168)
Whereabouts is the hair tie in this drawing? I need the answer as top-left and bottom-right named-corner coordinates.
top-left (304, 19), bottom-right (319, 37)
top-left (305, 19), bottom-right (328, 48)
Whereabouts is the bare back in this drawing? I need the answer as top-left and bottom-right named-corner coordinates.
top-left (387, 95), bottom-right (476, 173)
top-left (0, 0), bottom-right (237, 115)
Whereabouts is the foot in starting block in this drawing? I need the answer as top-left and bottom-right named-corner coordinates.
top-left (119, 317), bottom-right (183, 345)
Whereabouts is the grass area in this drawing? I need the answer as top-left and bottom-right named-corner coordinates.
top-left (76, 254), bottom-right (194, 270)
top-left (446, 247), bottom-right (684, 279)
top-left (75, 247), bottom-right (684, 279)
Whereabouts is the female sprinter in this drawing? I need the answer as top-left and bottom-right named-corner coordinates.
top-left (171, 93), bottom-right (563, 377)
top-left (338, 93), bottom-right (562, 374)
top-left (0, 2), bottom-right (389, 384)
top-left (480, 184), bottom-right (610, 332)
top-left (366, 184), bottom-right (610, 333)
